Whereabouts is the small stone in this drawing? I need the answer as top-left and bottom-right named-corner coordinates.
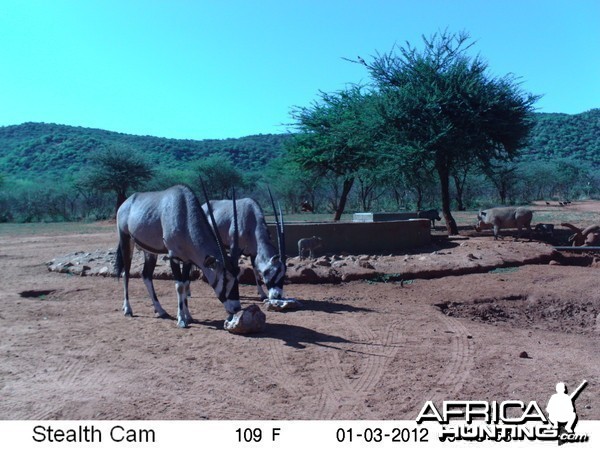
top-left (519, 351), bottom-right (531, 359)
top-left (265, 298), bottom-right (302, 312)
top-left (314, 257), bottom-right (331, 267)
top-left (359, 260), bottom-right (375, 270)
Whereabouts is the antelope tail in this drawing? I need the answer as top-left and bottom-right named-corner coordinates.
top-left (114, 241), bottom-right (125, 280)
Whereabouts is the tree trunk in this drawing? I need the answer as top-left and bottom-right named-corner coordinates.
top-left (499, 181), bottom-right (507, 205)
top-left (415, 186), bottom-right (423, 211)
top-left (453, 173), bottom-right (466, 211)
top-left (115, 189), bottom-right (127, 217)
top-left (333, 177), bottom-right (355, 221)
top-left (437, 165), bottom-right (459, 235)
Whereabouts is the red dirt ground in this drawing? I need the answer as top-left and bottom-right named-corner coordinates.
top-left (0, 204), bottom-right (598, 420)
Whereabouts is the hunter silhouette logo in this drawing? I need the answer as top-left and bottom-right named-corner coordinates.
top-left (547, 380), bottom-right (588, 444)
top-left (416, 379), bottom-right (590, 443)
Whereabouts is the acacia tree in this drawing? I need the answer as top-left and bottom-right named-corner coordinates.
top-left (363, 30), bottom-right (539, 234)
top-left (194, 153), bottom-right (246, 199)
top-left (483, 161), bottom-right (519, 204)
top-left (81, 145), bottom-right (154, 215)
top-left (262, 156), bottom-right (323, 213)
top-left (288, 86), bottom-right (381, 220)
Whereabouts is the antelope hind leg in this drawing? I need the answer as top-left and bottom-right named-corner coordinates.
top-left (142, 252), bottom-right (169, 318)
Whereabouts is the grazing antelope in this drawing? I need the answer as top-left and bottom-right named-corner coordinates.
top-left (202, 191), bottom-right (287, 300)
top-left (115, 184), bottom-right (241, 328)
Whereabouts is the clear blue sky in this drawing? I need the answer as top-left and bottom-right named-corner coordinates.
top-left (0, 0), bottom-right (598, 140)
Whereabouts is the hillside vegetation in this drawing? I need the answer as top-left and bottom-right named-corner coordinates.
top-left (524, 110), bottom-right (600, 164)
top-left (0, 109), bottom-right (598, 222)
top-left (0, 122), bottom-right (289, 179)
top-left (1, 110), bottom-right (598, 180)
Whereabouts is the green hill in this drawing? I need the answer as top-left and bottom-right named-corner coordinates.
top-left (0, 110), bottom-right (598, 222)
top-left (0, 122), bottom-right (290, 180)
top-left (522, 109), bottom-right (600, 165)
top-left (1, 109), bottom-right (598, 182)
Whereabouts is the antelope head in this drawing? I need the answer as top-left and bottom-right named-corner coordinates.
top-left (266, 186), bottom-right (287, 299)
top-left (200, 179), bottom-right (241, 315)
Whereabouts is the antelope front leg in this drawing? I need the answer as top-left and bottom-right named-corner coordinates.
top-left (175, 281), bottom-right (191, 328)
top-left (142, 252), bottom-right (168, 318)
top-left (253, 267), bottom-right (268, 300)
top-left (171, 260), bottom-right (193, 328)
top-left (122, 275), bottom-right (133, 317)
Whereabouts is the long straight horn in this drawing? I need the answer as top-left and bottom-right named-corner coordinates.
top-left (200, 178), bottom-right (231, 271)
top-left (230, 187), bottom-right (241, 274)
top-left (267, 185), bottom-right (285, 263)
top-left (278, 200), bottom-right (286, 264)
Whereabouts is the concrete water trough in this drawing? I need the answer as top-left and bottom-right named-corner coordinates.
top-left (267, 217), bottom-right (431, 256)
top-left (352, 212), bottom-right (419, 222)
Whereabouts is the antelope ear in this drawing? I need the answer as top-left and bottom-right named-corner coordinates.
top-left (204, 255), bottom-right (217, 269)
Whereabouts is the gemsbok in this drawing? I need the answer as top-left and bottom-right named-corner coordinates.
top-left (114, 184), bottom-right (241, 328)
top-left (202, 189), bottom-right (286, 300)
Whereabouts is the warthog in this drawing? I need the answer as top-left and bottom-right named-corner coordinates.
top-left (417, 209), bottom-right (442, 227)
top-left (475, 207), bottom-right (533, 239)
top-left (298, 236), bottom-right (323, 259)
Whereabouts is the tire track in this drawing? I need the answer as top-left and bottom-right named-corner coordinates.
top-left (29, 331), bottom-right (116, 420)
top-left (318, 318), bottom-right (402, 419)
top-left (429, 312), bottom-right (475, 404)
top-left (265, 337), bottom-right (332, 419)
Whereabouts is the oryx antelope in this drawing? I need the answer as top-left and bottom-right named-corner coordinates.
top-left (201, 194), bottom-right (287, 300)
top-left (115, 184), bottom-right (242, 328)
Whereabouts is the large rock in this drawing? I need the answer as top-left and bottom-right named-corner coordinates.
top-left (223, 304), bottom-right (266, 334)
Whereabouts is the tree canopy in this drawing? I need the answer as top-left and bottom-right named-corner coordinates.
top-left (288, 86), bottom-right (382, 220)
top-left (194, 153), bottom-right (246, 199)
top-left (0, 31), bottom-right (598, 224)
top-left (363, 30), bottom-right (539, 233)
top-left (79, 146), bottom-right (154, 214)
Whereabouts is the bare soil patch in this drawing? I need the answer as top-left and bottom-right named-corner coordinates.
top-left (1, 203), bottom-right (599, 420)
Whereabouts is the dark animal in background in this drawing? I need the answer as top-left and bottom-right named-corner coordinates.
top-left (417, 209), bottom-right (442, 227)
top-left (300, 200), bottom-right (314, 213)
top-left (534, 223), bottom-right (555, 237)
